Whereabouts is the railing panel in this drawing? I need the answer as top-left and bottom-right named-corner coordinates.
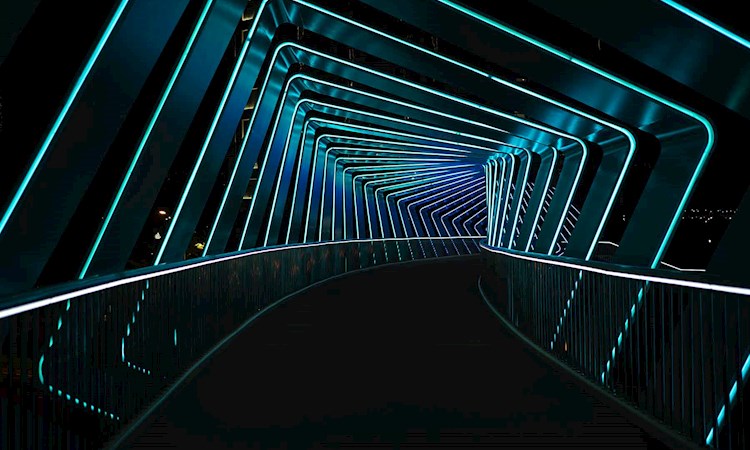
top-left (0, 237), bottom-right (479, 448)
top-left (482, 244), bottom-right (750, 449)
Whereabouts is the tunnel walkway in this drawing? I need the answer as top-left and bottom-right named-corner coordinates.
top-left (120, 257), bottom-right (669, 448)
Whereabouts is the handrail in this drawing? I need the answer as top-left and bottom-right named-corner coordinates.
top-left (481, 242), bottom-right (750, 294)
top-left (481, 242), bottom-right (750, 447)
top-left (0, 236), bottom-right (480, 448)
top-left (0, 236), bottom-right (483, 320)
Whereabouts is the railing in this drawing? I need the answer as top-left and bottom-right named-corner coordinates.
top-left (0, 237), bottom-right (480, 449)
top-left (480, 243), bottom-right (750, 449)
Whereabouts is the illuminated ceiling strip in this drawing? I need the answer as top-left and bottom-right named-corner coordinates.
top-left (351, 166), bottom-right (459, 239)
top-left (660, 0), bottom-right (750, 51)
top-left (364, 170), bottom-right (472, 239)
top-left (247, 90), bottom-right (510, 247)
top-left (372, 171), bottom-right (476, 239)
top-left (498, 155), bottom-right (516, 247)
top-left (488, 159), bottom-right (503, 246)
top-left (0, 0), bottom-right (132, 238)
top-left (435, 189), bottom-right (485, 237)
top-left (356, 169), bottom-right (455, 239)
top-left (399, 177), bottom-right (484, 238)
top-left (505, 150), bottom-right (532, 249)
top-left (302, 119), bottom-right (506, 243)
top-left (376, 171), bottom-right (477, 239)
top-left (401, 173), bottom-right (482, 239)
top-left (219, 42), bottom-right (584, 252)
top-left (296, 0), bottom-right (630, 258)
top-left (341, 159), bottom-right (460, 239)
top-left (436, 0), bottom-right (714, 267)
top-left (492, 158), bottom-right (506, 246)
top-left (81, 0), bottom-right (215, 277)
top-left (328, 155), bottom-right (466, 240)
top-left (524, 148), bottom-right (558, 251)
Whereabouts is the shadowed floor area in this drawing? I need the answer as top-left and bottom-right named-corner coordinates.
top-left (121, 256), bottom-right (669, 448)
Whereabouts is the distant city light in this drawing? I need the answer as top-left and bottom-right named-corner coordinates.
top-left (154, 232), bottom-right (162, 240)
top-left (158, 210), bottom-right (167, 215)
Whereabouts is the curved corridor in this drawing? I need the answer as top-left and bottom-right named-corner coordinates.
top-left (121, 257), bottom-right (671, 448)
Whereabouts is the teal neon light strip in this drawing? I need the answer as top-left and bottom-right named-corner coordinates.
top-left (369, 171), bottom-right (475, 239)
top-left (199, 41), bottom-right (584, 253)
top-left (505, 150), bottom-right (531, 248)
top-left (296, 0), bottom-right (634, 256)
top-left (498, 155), bottom-right (515, 247)
top-left (340, 157), bottom-right (464, 239)
top-left (370, 171), bottom-right (475, 239)
top-left (154, 0), bottom-right (270, 264)
top-left (660, 0), bottom-right (750, 51)
top-left (274, 73), bottom-right (526, 242)
top-left (351, 166), bottom-right (457, 239)
top-left (40, 299), bottom-right (121, 421)
top-left (524, 148), bottom-right (558, 251)
top-left (254, 94), bottom-right (504, 246)
top-left (0, 0), bottom-right (131, 238)
top-left (432, 186), bottom-right (485, 236)
top-left (354, 168), bottom-right (445, 240)
top-left (392, 175), bottom-right (483, 238)
top-left (81, 0), bottom-right (215, 277)
top-left (435, 0), bottom-right (714, 267)
top-left (394, 174), bottom-right (481, 239)
top-left (300, 116), bottom-right (507, 244)
top-left (397, 173), bottom-right (481, 239)
top-left (384, 173), bottom-right (479, 239)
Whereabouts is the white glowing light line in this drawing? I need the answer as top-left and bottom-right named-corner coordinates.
top-left (0, 237), bottom-right (484, 320)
